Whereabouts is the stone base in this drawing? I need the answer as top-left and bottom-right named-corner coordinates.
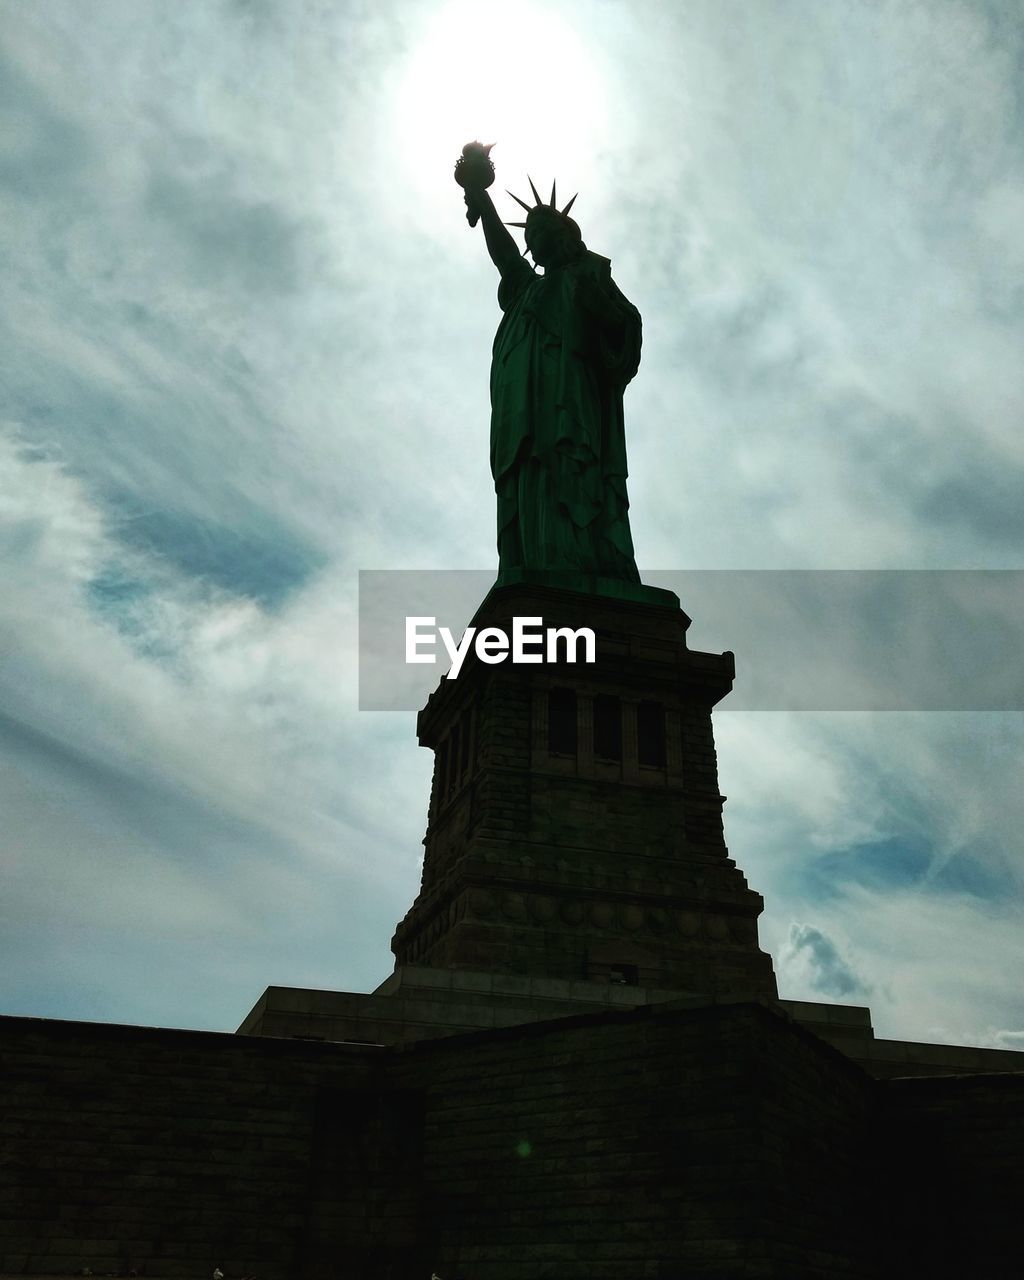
top-left (396, 581), bottom-right (778, 1000)
top-left (237, 969), bottom-right (1024, 1081)
top-left (237, 963), bottom-right (714, 1046)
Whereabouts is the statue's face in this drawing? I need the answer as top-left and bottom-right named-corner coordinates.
top-left (526, 214), bottom-right (572, 269)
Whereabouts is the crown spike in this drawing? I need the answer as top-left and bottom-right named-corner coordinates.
top-left (507, 190), bottom-right (533, 213)
top-left (561, 193), bottom-right (578, 217)
top-left (527, 175), bottom-right (543, 205)
top-left (505, 221), bottom-right (528, 228)
top-left (549, 179), bottom-right (557, 208)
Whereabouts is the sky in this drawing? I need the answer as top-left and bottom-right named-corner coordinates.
top-left (2, 0), bottom-right (1023, 1051)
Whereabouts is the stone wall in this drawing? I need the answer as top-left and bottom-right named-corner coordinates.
top-left (2, 1001), bottom-right (891, 1279)
top-left (878, 1072), bottom-right (1024, 1280)
top-left (391, 1000), bottom-right (877, 1279)
top-left (0, 1016), bottom-right (418, 1279)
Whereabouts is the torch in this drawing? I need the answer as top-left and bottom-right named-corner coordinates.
top-left (454, 140), bottom-right (495, 227)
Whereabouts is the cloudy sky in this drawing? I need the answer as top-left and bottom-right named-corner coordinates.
top-left (2, 0), bottom-right (1023, 1051)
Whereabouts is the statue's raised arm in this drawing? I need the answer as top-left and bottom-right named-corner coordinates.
top-left (455, 142), bottom-right (642, 586)
top-left (454, 142), bottom-right (523, 281)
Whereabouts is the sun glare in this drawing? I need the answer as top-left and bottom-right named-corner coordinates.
top-left (394, 0), bottom-right (608, 229)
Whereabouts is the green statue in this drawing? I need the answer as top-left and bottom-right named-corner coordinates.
top-left (456, 143), bottom-right (641, 584)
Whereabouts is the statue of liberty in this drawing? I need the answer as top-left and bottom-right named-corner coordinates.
top-left (456, 143), bottom-right (641, 585)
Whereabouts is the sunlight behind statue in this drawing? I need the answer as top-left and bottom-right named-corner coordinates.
top-left (456, 142), bottom-right (641, 585)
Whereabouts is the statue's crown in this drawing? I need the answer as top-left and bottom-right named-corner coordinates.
top-left (505, 177), bottom-right (578, 230)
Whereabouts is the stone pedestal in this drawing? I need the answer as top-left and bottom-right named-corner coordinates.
top-left (391, 580), bottom-right (777, 1001)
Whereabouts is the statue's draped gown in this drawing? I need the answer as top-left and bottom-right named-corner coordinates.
top-left (490, 249), bottom-right (641, 583)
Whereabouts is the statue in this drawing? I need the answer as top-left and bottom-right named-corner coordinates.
top-left (455, 142), bottom-right (641, 585)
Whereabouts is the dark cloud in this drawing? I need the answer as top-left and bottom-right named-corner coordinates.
top-left (105, 502), bottom-right (325, 608)
top-left (783, 923), bottom-right (872, 1000)
top-left (0, 51), bottom-right (91, 200)
top-left (797, 836), bottom-right (933, 897)
top-left (145, 169), bottom-right (308, 295)
top-left (792, 835), bottom-right (1009, 903)
top-left (833, 388), bottom-right (1024, 556)
top-left (918, 463), bottom-right (1024, 548)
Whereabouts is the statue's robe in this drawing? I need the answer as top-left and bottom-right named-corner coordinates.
top-left (490, 249), bottom-right (641, 582)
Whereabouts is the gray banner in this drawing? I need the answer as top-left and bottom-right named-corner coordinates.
top-left (358, 570), bottom-right (1024, 712)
